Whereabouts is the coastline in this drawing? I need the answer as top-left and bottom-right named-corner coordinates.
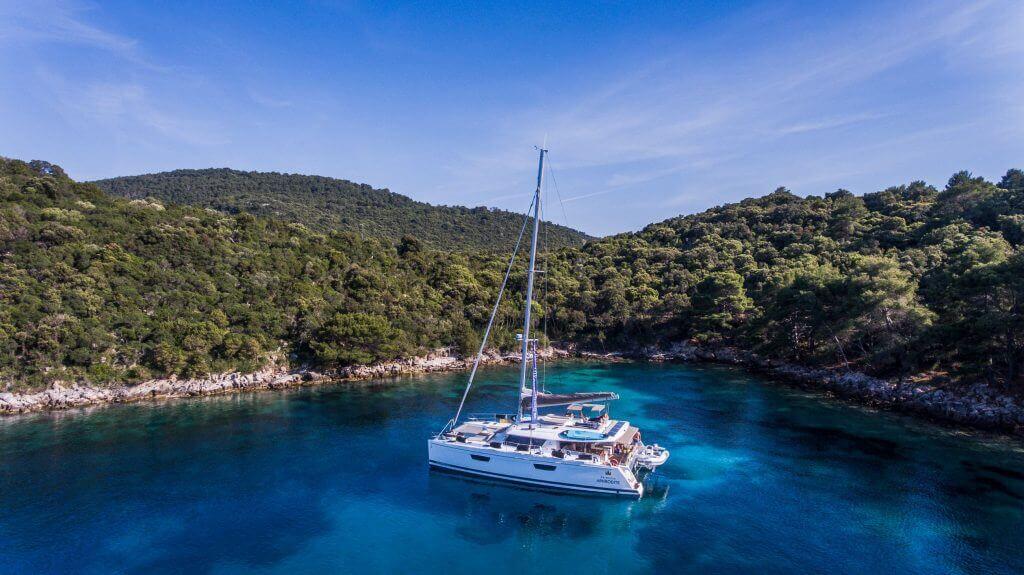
top-left (0, 348), bottom-right (567, 416)
top-left (3, 342), bottom-right (1023, 439)
top-left (620, 342), bottom-right (1024, 438)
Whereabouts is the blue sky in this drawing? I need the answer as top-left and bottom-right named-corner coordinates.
top-left (1, 1), bottom-right (1022, 235)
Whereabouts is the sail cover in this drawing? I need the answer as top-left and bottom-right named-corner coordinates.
top-left (519, 390), bottom-right (619, 409)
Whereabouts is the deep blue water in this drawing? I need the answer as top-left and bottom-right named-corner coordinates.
top-left (2, 362), bottom-right (1024, 574)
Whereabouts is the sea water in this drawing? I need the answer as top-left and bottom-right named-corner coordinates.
top-left (1, 362), bottom-right (1023, 574)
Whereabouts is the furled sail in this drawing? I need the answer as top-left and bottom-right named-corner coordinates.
top-left (519, 389), bottom-right (619, 409)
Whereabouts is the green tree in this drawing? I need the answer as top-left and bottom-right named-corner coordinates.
top-left (837, 256), bottom-right (935, 376)
top-left (690, 271), bottom-right (753, 342)
top-left (757, 260), bottom-right (843, 362)
top-left (310, 312), bottom-right (403, 366)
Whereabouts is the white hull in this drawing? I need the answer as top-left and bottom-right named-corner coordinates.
top-left (427, 151), bottom-right (667, 496)
top-left (428, 439), bottom-right (643, 496)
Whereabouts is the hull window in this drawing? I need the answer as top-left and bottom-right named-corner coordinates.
top-left (470, 454), bottom-right (490, 462)
top-left (533, 464), bottom-right (557, 471)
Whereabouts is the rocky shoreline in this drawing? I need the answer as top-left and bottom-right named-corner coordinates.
top-left (3, 342), bottom-right (1023, 438)
top-left (625, 342), bottom-right (1024, 438)
top-left (0, 348), bottom-right (567, 416)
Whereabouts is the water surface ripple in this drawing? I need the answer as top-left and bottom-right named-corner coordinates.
top-left (2, 362), bottom-right (1023, 574)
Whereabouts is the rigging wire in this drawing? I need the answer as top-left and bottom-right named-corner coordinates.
top-left (545, 155), bottom-right (573, 232)
top-left (447, 194), bottom-right (536, 431)
top-left (540, 153), bottom-right (572, 393)
top-left (541, 180), bottom-right (548, 393)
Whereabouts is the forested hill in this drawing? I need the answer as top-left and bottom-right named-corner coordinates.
top-left (539, 169), bottom-right (1024, 388)
top-left (91, 168), bottom-right (591, 251)
top-left (3, 157), bottom-right (1023, 394)
top-left (1, 158), bottom-right (534, 391)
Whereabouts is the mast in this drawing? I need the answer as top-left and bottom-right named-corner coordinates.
top-left (517, 147), bottom-right (545, 421)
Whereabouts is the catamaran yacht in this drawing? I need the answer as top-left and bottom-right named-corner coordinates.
top-left (428, 148), bottom-right (669, 496)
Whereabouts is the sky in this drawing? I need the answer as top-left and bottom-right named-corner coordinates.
top-left (1, 1), bottom-right (1023, 236)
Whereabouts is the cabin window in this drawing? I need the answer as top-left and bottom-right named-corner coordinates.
top-left (471, 454), bottom-right (490, 462)
top-left (504, 436), bottom-right (543, 449)
top-left (533, 464), bottom-right (557, 471)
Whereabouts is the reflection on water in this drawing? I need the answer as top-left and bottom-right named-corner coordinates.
top-left (1, 362), bottom-right (1023, 574)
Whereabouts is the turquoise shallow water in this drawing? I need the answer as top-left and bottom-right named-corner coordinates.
top-left (2, 362), bottom-right (1024, 574)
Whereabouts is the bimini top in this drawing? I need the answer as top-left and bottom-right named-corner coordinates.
top-left (567, 403), bottom-right (608, 420)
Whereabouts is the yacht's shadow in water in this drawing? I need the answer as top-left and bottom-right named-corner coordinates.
top-left (425, 470), bottom-right (646, 544)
